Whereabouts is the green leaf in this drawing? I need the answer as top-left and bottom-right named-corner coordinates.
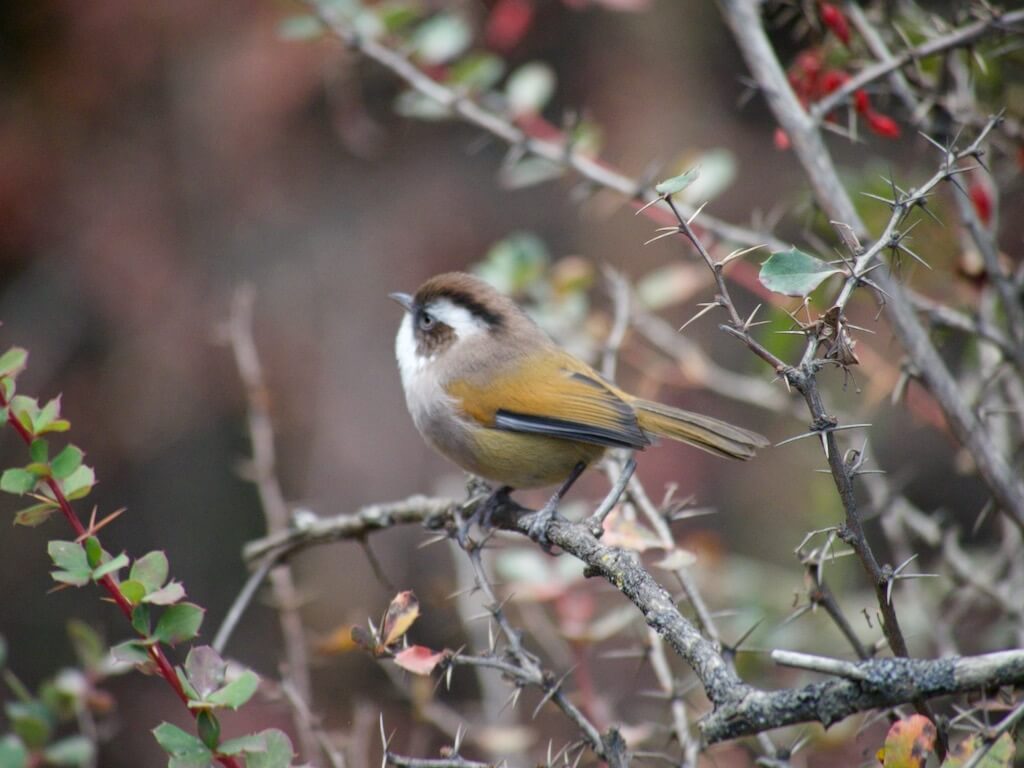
top-left (376, 3), bottom-right (419, 33)
top-left (10, 396), bottom-right (38, 434)
top-left (67, 620), bottom-right (106, 673)
top-left (48, 541), bottom-right (91, 587)
top-left (1, 469), bottom-right (37, 496)
top-left (943, 732), bottom-right (1015, 768)
top-left (143, 581), bottom-right (186, 605)
top-left (131, 605), bottom-right (152, 636)
top-left (246, 729), bottom-right (294, 768)
top-left (474, 233), bottom-right (549, 294)
top-left (92, 552), bottom-right (130, 581)
top-left (59, 464), bottom-right (95, 501)
top-left (218, 734), bottom-right (265, 755)
top-left (412, 13), bottom-right (471, 65)
top-left (154, 603), bottom-right (204, 645)
top-left (84, 537), bottom-right (102, 569)
top-left (110, 640), bottom-right (152, 666)
top-left (38, 419), bottom-right (70, 435)
top-left (196, 711), bottom-right (220, 751)
top-left (759, 248), bottom-right (842, 297)
top-left (50, 445), bottom-right (83, 480)
top-left (207, 671), bottom-right (259, 710)
top-left (0, 735), bottom-right (28, 768)
top-left (506, 62), bottom-right (556, 117)
top-left (277, 14), bottom-right (323, 40)
top-left (4, 701), bottom-right (52, 749)
top-left (448, 53), bottom-right (505, 93)
top-left (43, 736), bottom-right (95, 767)
top-left (130, 551), bottom-right (169, 592)
top-left (29, 439), bottom-right (48, 463)
top-left (184, 646), bottom-right (226, 699)
top-left (0, 348), bottom-right (28, 379)
top-left (655, 166), bottom-right (700, 196)
top-left (220, 729), bottom-right (294, 768)
top-left (152, 722), bottom-right (211, 761)
top-left (13, 502), bottom-right (59, 527)
top-left (35, 397), bottom-right (62, 433)
top-left (119, 579), bottom-right (147, 605)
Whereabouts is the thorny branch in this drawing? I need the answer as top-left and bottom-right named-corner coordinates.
top-left (809, 7), bottom-right (1024, 124)
top-left (255, 1), bottom-right (1024, 763)
top-left (243, 495), bottom-right (1024, 744)
top-left (720, 0), bottom-right (1024, 534)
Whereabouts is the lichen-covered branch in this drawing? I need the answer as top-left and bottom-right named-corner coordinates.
top-left (242, 496), bottom-right (1024, 743)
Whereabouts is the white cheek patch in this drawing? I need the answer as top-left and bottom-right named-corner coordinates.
top-left (395, 313), bottom-right (426, 390)
top-left (428, 298), bottom-right (489, 339)
top-left (395, 298), bottom-right (490, 394)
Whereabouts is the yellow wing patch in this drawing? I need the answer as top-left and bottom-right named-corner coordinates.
top-left (447, 354), bottom-right (649, 449)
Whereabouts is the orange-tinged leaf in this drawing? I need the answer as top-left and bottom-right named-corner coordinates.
top-left (393, 645), bottom-right (445, 675)
top-left (382, 591), bottom-right (420, 646)
top-left (882, 715), bottom-right (936, 768)
top-left (943, 732), bottom-right (1015, 768)
top-left (316, 625), bottom-right (362, 655)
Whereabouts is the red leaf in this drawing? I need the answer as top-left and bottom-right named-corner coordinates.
top-left (486, 0), bottom-right (535, 52)
top-left (393, 645), bottom-right (446, 675)
top-left (820, 3), bottom-right (851, 46)
top-left (866, 111), bottom-right (901, 139)
top-left (773, 127), bottom-right (791, 151)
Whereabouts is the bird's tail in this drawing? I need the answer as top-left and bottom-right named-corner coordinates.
top-left (634, 400), bottom-right (769, 460)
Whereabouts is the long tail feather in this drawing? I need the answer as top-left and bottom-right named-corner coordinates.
top-left (634, 400), bottom-right (769, 460)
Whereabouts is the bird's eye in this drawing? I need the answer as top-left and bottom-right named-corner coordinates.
top-left (417, 311), bottom-right (435, 331)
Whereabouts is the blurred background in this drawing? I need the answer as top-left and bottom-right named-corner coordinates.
top-left (0, 0), bottom-right (1018, 765)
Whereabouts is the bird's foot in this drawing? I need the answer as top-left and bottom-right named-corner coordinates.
top-left (522, 502), bottom-right (562, 554)
top-left (457, 485), bottom-right (511, 547)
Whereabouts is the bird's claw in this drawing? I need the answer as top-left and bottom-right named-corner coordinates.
top-left (523, 505), bottom-right (560, 554)
top-left (456, 486), bottom-right (510, 546)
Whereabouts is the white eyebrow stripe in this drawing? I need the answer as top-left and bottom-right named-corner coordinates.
top-left (428, 298), bottom-right (490, 338)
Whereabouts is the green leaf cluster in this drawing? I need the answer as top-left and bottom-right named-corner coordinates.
top-left (0, 624), bottom-right (118, 768)
top-left (153, 722), bottom-right (293, 768)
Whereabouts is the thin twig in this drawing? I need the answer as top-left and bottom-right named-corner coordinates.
top-left (221, 285), bottom-right (319, 764)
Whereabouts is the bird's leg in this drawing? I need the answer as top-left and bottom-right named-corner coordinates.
top-left (524, 461), bottom-right (587, 552)
top-left (585, 454), bottom-right (636, 538)
top-left (457, 484), bottom-right (512, 546)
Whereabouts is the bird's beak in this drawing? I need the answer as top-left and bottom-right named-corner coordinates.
top-left (388, 292), bottom-right (414, 313)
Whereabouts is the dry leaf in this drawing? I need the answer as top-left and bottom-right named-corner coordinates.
top-left (382, 591), bottom-right (420, 647)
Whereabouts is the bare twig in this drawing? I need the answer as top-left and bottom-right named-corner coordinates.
top-left (221, 285), bottom-right (319, 764)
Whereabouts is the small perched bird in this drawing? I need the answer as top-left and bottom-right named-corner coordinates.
top-left (391, 272), bottom-right (767, 547)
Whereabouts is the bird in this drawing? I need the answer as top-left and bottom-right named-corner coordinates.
top-left (390, 271), bottom-right (768, 548)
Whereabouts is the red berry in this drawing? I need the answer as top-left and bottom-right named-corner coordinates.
top-left (820, 3), bottom-right (851, 46)
top-left (866, 111), bottom-right (901, 139)
top-left (820, 70), bottom-right (849, 94)
top-left (968, 181), bottom-right (993, 225)
top-left (774, 127), bottom-right (791, 150)
top-left (485, 0), bottom-right (535, 52)
top-left (853, 89), bottom-right (871, 114)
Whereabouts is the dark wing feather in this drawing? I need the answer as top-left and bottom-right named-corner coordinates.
top-left (493, 410), bottom-right (648, 449)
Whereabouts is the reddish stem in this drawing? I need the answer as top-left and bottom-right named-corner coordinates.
top-left (1, 392), bottom-right (242, 768)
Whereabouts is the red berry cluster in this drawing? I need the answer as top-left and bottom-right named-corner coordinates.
top-left (774, 4), bottom-right (902, 149)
